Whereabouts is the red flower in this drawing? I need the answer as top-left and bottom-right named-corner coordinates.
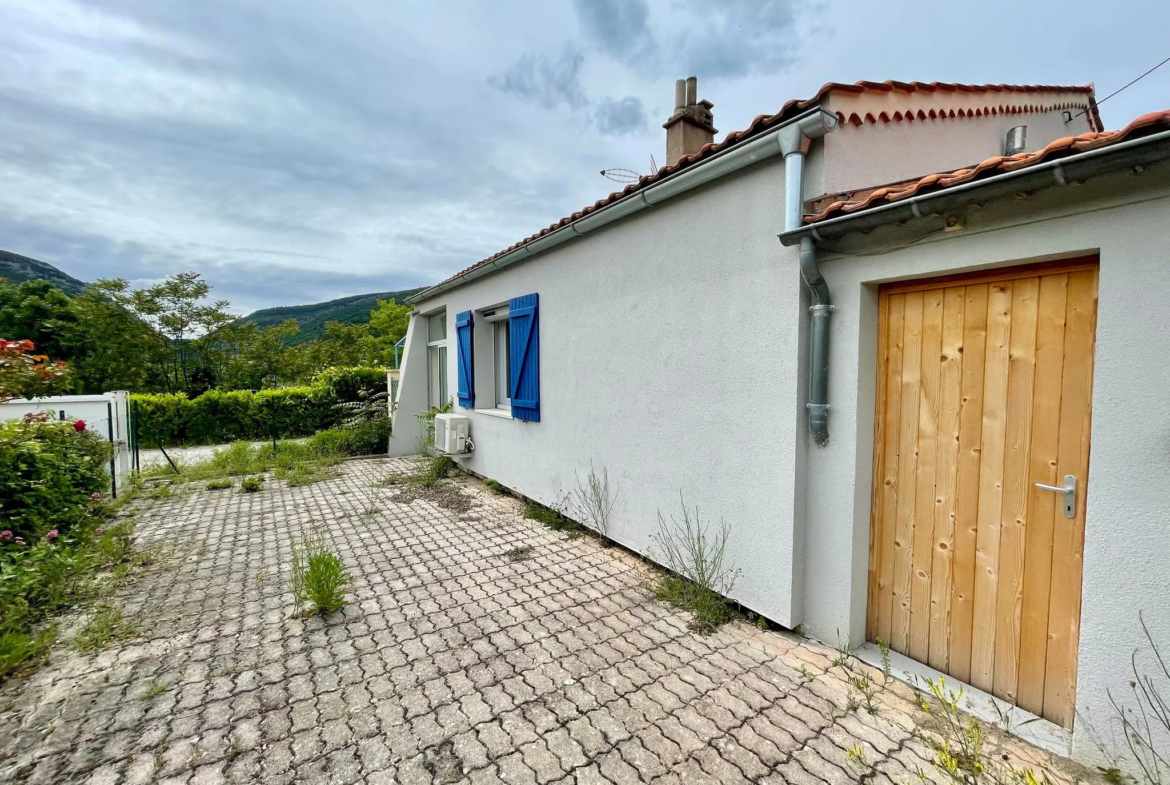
top-left (90, 492), bottom-right (102, 501)
top-left (0, 531), bottom-right (11, 541)
top-left (46, 530), bottom-right (58, 540)
top-left (74, 420), bottom-right (86, 432)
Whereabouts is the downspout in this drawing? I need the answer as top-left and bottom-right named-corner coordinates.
top-left (778, 111), bottom-right (838, 446)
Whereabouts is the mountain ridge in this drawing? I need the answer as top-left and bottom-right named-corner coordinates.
top-left (0, 250), bottom-right (88, 296)
top-left (240, 288), bottom-right (424, 344)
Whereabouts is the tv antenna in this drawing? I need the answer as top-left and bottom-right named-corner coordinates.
top-left (649, 154), bottom-right (659, 175)
top-left (599, 168), bottom-right (640, 184)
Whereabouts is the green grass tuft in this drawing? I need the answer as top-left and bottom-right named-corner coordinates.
top-left (655, 574), bottom-right (738, 633)
top-left (239, 476), bottom-right (264, 493)
top-left (524, 501), bottom-right (581, 538)
top-left (205, 479), bottom-right (232, 490)
top-left (483, 478), bottom-right (506, 494)
top-left (414, 455), bottom-right (454, 488)
top-left (290, 532), bottom-right (349, 617)
top-left (73, 604), bottom-right (137, 652)
top-left (0, 628), bottom-right (57, 679)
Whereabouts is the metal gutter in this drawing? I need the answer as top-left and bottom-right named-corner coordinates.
top-left (779, 129), bottom-right (1170, 246)
top-left (409, 106), bottom-right (831, 304)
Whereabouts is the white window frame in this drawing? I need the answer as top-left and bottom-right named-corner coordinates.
top-left (481, 305), bottom-right (511, 415)
top-left (426, 311), bottom-right (447, 410)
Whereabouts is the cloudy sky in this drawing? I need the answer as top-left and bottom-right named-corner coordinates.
top-left (2, 0), bottom-right (1168, 314)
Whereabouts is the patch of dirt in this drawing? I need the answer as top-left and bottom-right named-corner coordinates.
top-left (422, 739), bottom-right (463, 783)
top-left (390, 481), bottom-right (475, 514)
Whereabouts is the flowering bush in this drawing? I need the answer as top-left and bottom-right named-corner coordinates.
top-left (0, 340), bottom-right (71, 402)
top-left (0, 419), bottom-right (112, 541)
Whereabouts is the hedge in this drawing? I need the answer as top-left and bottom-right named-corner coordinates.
top-left (132, 367), bottom-right (389, 447)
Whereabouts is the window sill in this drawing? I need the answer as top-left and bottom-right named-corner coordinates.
top-left (474, 408), bottom-right (513, 420)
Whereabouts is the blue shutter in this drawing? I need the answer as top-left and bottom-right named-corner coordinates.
top-left (509, 293), bottom-right (539, 422)
top-left (455, 310), bottom-right (474, 408)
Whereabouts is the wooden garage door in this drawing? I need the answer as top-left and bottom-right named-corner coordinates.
top-left (867, 258), bottom-right (1098, 728)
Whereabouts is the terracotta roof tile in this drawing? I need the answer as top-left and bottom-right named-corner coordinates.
top-left (416, 81), bottom-right (1099, 299)
top-left (804, 109), bottom-right (1170, 224)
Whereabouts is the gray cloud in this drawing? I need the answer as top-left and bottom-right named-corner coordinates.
top-left (490, 48), bottom-right (588, 111)
top-left (574, 0), bottom-right (656, 64)
top-left (675, 0), bottom-right (805, 79)
top-left (594, 97), bottom-right (650, 137)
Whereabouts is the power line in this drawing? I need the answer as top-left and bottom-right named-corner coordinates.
top-left (1075, 53), bottom-right (1170, 120)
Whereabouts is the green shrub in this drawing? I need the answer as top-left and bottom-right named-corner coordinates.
top-left (313, 366), bottom-right (386, 403)
top-left (0, 519), bottom-right (137, 679)
top-left (0, 420), bottom-right (113, 541)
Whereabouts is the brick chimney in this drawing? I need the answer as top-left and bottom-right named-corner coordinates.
top-left (663, 76), bottom-right (716, 167)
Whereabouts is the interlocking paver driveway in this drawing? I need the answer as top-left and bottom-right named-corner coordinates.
top-left (0, 458), bottom-right (1092, 784)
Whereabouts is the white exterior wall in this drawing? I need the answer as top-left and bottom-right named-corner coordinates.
top-left (392, 159), bottom-right (813, 627)
top-left (799, 171), bottom-right (1170, 766)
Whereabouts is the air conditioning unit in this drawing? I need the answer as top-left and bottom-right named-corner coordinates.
top-left (434, 413), bottom-right (471, 455)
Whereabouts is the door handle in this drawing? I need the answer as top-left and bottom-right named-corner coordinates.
top-left (1035, 475), bottom-right (1076, 519)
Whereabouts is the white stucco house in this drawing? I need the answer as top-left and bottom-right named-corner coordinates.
top-left (390, 77), bottom-right (1170, 766)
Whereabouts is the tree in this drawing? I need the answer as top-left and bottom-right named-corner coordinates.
top-left (64, 288), bottom-right (157, 394)
top-left (0, 279), bottom-right (78, 364)
top-left (360, 298), bottom-right (411, 367)
top-left (0, 340), bottom-right (71, 402)
top-left (92, 273), bottom-right (233, 395)
top-left (210, 318), bottom-right (300, 390)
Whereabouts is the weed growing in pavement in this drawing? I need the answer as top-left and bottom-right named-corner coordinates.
top-left (914, 676), bottom-right (1055, 785)
top-left (239, 475), bottom-right (263, 493)
top-left (279, 462), bottom-right (340, 487)
top-left (845, 744), bottom-right (875, 783)
top-left (359, 482), bottom-right (382, 522)
top-left (415, 455), bottom-right (454, 488)
top-left (205, 479), bottom-right (232, 490)
top-left (849, 672), bottom-right (879, 715)
top-left (877, 636), bottom-right (892, 683)
top-left (483, 478), bottom-right (506, 495)
top-left (832, 633), bottom-right (855, 669)
top-left (560, 462), bottom-right (617, 538)
top-left (504, 545), bottom-right (534, 563)
top-left (380, 455), bottom-right (454, 490)
top-left (142, 679), bottom-right (169, 699)
top-left (525, 500), bottom-right (582, 538)
top-left (289, 531), bottom-right (348, 617)
top-left (796, 663), bottom-right (816, 683)
top-left (72, 604), bottom-right (138, 652)
top-left (147, 484), bottom-right (173, 500)
top-left (650, 493), bottom-right (740, 633)
top-left (830, 634), bottom-right (880, 716)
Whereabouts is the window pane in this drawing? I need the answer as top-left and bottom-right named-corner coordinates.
top-left (495, 321), bottom-right (510, 407)
top-left (428, 345), bottom-right (439, 408)
top-left (428, 312), bottom-right (446, 342)
top-left (438, 346), bottom-right (448, 407)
